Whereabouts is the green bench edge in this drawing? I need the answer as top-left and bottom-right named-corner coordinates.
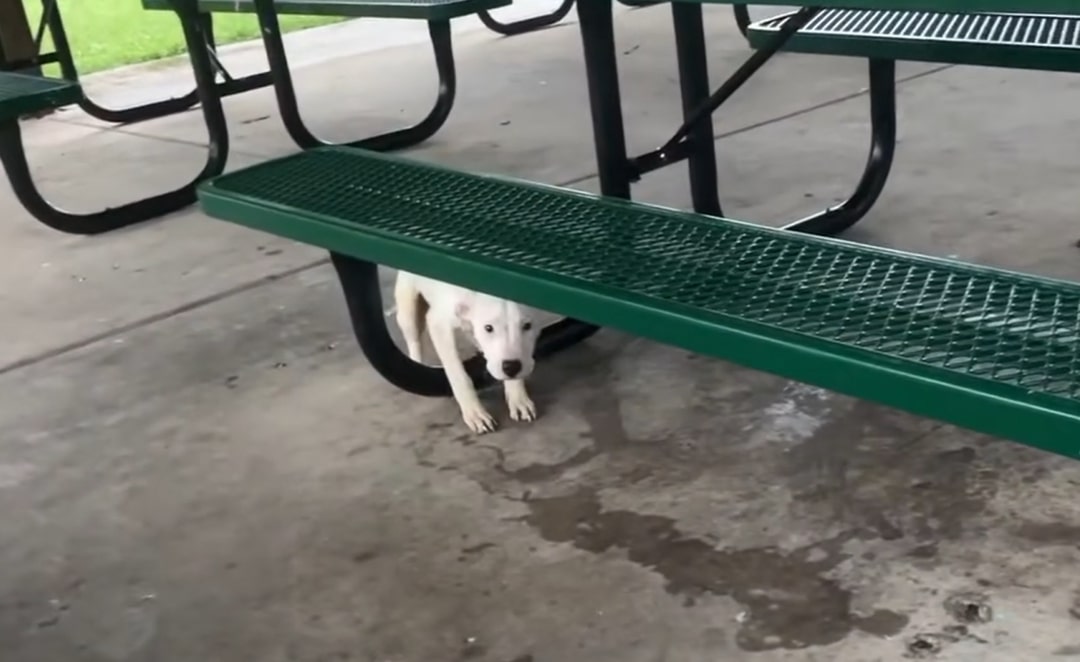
top-left (747, 10), bottom-right (1080, 73)
top-left (0, 73), bottom-right (82, 121)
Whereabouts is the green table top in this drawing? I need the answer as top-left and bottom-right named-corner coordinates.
top-left (671, 0), bottom-right (1080, 16)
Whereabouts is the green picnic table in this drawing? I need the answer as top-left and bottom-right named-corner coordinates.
top-left (11, 0), bottom-right (1080, 459)
top-left (0, 0), bottom-right (575, 235)
top-left (195, 0), bottom-right (1080, 458)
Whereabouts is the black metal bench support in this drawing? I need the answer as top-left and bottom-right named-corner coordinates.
top-left (477, 0), bottom-right (666, 39)
top-left (577, 0), bottom-right (805, 211)
top-left (252, 0), bottom-right (456, 151)
top-left (574, 1), bottom-right (893, 236)
top-left (670, 1), bottom-right (722, 216)
top-left (732, 3), bottom-right (750, 36)
top-left (0, 5), bottom-right (231, 235)
top-left (44, 1), bottom-right (270, 125)
top-left (783, 57), bottom-right (896, 236)
top-left (577, 0), bottom-right (632, 199)
top-left (46, 4), bottom-right (199, 123)
top-left (479, 0), bottom-right (575, 36)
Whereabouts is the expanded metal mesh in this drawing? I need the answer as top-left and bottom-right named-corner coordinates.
top-left (756, 9), bottom-right (1080, 48)
top-left (210, 148), bottom-right (1080, 402)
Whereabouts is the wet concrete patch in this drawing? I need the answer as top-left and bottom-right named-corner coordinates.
top-left (905, 624), bottom-right (987, 658)
top-left (1013, 521), bottom-right (1080, 546)
top-left (524, 489), bottom-right (908, 651)
top-left (409, 335), bottom-right (1074, 660)
top-left (784, 399), bottom-right (1002, 544)
top-left (943, 592), bottom-right (993, 624)
top-left (481, 340), bottom-right (843, 493)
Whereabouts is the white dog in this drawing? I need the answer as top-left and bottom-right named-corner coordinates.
top-left (393, 270), bottom-right (542, 434)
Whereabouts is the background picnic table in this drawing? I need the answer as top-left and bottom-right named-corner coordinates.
top-left (21, 0), bottom-right (341, 73)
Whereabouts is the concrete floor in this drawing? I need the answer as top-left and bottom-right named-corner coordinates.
top-left (3, 4), bottom-right (1080, 661)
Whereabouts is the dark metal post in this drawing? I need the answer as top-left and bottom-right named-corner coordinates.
top-left (575, 0), bottom-right (632, 199)
top-left (783, 58), bottom-right (897, 236)
top-left (252, 0), bottom-right (455, 151)
top-left (671, 2), bottom-right (722, 216)
top-left (479, 0), bottom-right (575, 36)
top-left (733, 4), bottom-right (751, 37)
top-left (661, 6), bottom-right (818, 152)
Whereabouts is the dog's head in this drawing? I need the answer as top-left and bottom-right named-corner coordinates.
top-left (457, 293), bottom-right (540, 381)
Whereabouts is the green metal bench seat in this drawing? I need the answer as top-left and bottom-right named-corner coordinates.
top-left (748, 9), bottom-right (1080, 72)
top-left (199, 146), bottom-right (1080, 459)
top-left (141, 0), bottom-right (509, 19)
top-left (0, 73), bottom-right (81, 121)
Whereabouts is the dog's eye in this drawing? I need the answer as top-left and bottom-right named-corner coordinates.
top-left (483, 324), bottom-right (494, 333)
top-left (522, 322), bottom-right (533, 331)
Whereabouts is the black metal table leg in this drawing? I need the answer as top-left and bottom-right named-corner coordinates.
top-left (584, 2), bottom-right (818, 205)
top-left (479, 0), bottom-right (575, 36)
top-left (0, 2), bottom-right (231, 235)
top-left (331, 254), bottom-right (489, 395)
top-left (254, 0), bottom-right (455, 152)
top-left (659, 5), bottom-right (893, 237)
top-left (671, 2), bottom-right (722, 216)
top-left (576, 3), bottom-right (891, 240)
top-left (783, 58), bottom-right (896, 236)
top-left (733, 3), bottom-right (751, 37)
top-left (645, 6), bottom-right (891, 237)
top-left (576, 0), bottom-right (633, 199)
top-left (46, 4), bottom-right (198, 123)
top-left (44, 3), bottom-right (271, 125)
top-left (653, 7), bottom-right (819, 153)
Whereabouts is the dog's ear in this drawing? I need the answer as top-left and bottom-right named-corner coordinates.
top-left (454, 298), bottom-right (471, 322)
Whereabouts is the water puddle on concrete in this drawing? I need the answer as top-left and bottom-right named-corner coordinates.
top-left (525, 489), bottom-right (908, 651)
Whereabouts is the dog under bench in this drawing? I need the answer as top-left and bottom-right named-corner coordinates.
top-left (199, 146), bottom-right (1080, 460)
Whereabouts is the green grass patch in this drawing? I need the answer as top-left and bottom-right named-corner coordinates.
top-left (24, 1), bottom-right (342, 74)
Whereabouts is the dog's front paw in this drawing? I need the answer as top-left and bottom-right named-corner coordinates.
top-left (507, 392), bottom-right (537, 423)
top-left (461, 402), bottom-right (498, 434)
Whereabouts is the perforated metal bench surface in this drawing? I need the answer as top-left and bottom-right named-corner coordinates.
top-left (0, 73), bottom-right (81, 122)
top-left (198, 146), bottom-right (1080, 459)
top-left (673, 0), bottom-right (1075, 15)
top-left (141, 0), bottom-right (509, 19)
top-left (748, 9), bottom-right (1080, 72)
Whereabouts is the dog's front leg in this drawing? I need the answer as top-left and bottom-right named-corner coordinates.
top-left (393, 273), bottom-right (425, 362)
top-left (427, 318), bottom-right (497, 434)
top-left (504, 380), bottom-right (536, 423)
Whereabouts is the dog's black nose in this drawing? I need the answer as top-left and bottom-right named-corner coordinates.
top-left (501, 359), bottom-right (522, 378)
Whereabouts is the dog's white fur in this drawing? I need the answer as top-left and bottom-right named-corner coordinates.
top-left (394, 270), bottom-right (542, 434)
